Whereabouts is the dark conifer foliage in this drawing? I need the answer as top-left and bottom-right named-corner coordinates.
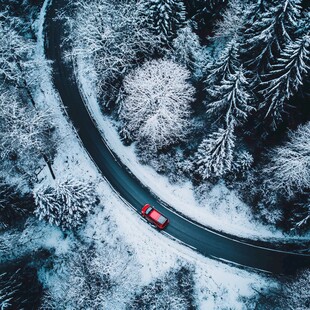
top-left (183, 0), bottom-right (229, 39)
top-left (141, 0), bottom-right (187, 43)
top-left (0, 181), bottom-right (33, 230)
top-left (241, 0), bottom-right (302, 76)
top-left (260, 33), bottom-right (310, 127)
top-left (0, 261), bottom-right (43, 309)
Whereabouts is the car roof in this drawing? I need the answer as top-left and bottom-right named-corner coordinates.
top-left (150, 209), bottom-right (167, 224)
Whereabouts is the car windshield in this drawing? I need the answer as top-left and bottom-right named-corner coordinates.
top-left (157, 215), bottom-right (167, 224)
top-left (145, 207), bottom-right (153, 215)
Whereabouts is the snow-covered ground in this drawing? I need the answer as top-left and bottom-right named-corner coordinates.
top-left (12, 2), bottom-right (277, 308)
top-left (75, 57), bottom-right (309, 242)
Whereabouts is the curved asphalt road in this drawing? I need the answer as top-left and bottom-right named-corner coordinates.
top-left (44, 0), bottom-right (310, 274)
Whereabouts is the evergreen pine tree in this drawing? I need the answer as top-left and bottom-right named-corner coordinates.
top-left (206, 66), bottom-right (254, 126)
top-left (241, 0), bottom-right (302, 76)
top-left (142, 0), bottom-right (186, 43)
top-left (259, 33), bottom-right (310, 127)
top-left (34, 178), bottom-right (98, 230)
top-left (205, 40), bottom-right (239, 87)
top-left (195, 123), bottom-right (235, 179)
top-left (171, 23), bottom-right (202, 70)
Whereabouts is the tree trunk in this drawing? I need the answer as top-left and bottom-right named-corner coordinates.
top-left (42, 153), bottom-right (56, 180)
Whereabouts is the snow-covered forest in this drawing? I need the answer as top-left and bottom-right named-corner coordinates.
top-left (0, 0), bottom-right (309, 309)
top-left (70, 0), bottom-right (310, 233)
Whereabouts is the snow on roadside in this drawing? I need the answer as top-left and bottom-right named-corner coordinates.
top-left (75, 56), bottom-right (309, 242)
top-left (84, 177), bottom-right (273, 309)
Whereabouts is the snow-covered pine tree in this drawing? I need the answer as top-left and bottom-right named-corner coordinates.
top-left (195, 123), bottom-right (235, 179)
top-left (206, 66), bottom-right (254, 126)
top-left (0, 90), bottom-right (54, 160)
top-left (205, 39), bottom-right (240, 88)
top-left (241, 0), bottom-right (302, 76)
top-left (34, 178), bottom-right (98, 230)
top-left (141, 0), bottom-right (186, 43)
top-left (259, 33), bottom-right (310, 127)
top-left (213, 0), bottom-right (250, 41)
top-left (0, 13), bottom-right (46, 89)
top-left (171, 23), bottom-right (203, 70)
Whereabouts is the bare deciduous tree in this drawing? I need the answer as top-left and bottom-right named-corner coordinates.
top-left (71, 0), bottom-right (160, 101)
top-left (119, 59), bottom-right (195, 150)
top-left (262, 122), bottom-right (310, 198)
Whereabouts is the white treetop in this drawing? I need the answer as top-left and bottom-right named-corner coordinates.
top-left (119, 59), bottom-right (195, 150)
top-left (0, 91), bottom-right (53, 160)
top-left (263, 121), bottom-right (310, 198)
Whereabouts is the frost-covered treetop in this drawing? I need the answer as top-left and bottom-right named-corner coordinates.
top-left (119, 59), bottom-right (195, 149)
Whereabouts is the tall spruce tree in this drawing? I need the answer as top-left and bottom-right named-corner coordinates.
top-left (260, 33), bottom-right (310, 127)
top-left (195, 123), bottom-right (235, 179)
top-left (207, 66), bottom-right (254, 126)
top-left (141, 0), bottom-right (186, 43)
top-left (241, 0), bottom-right (302, 76)
top-left (205, 40), bottom-right (240, 87)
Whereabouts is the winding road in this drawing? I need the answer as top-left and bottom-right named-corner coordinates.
top-left (44, 0), bottom-right (310, 274)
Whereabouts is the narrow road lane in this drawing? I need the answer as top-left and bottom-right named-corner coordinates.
top-left (44, 0), bottom-right (310, 274)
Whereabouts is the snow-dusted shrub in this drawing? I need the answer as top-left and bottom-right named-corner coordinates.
top-left (41, 242), bottom-right (139, 309)
top-left (34, 178), bottom-right (98, 230)
top-left (193, 182), bottom-right (214, 203)
top-left (119, 59), bottom-right (195, 151)
top-left (130, 265), bottom-right (195, 310)
top-left (231, 151), bottom-right (253, 175)
top-left (151, 151), bottom-right (189, 184)
top-left (257, 203), bottom-right (284, 226)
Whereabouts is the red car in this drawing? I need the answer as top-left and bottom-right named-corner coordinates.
top-left (141, 204), bottom-right (169, 229)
